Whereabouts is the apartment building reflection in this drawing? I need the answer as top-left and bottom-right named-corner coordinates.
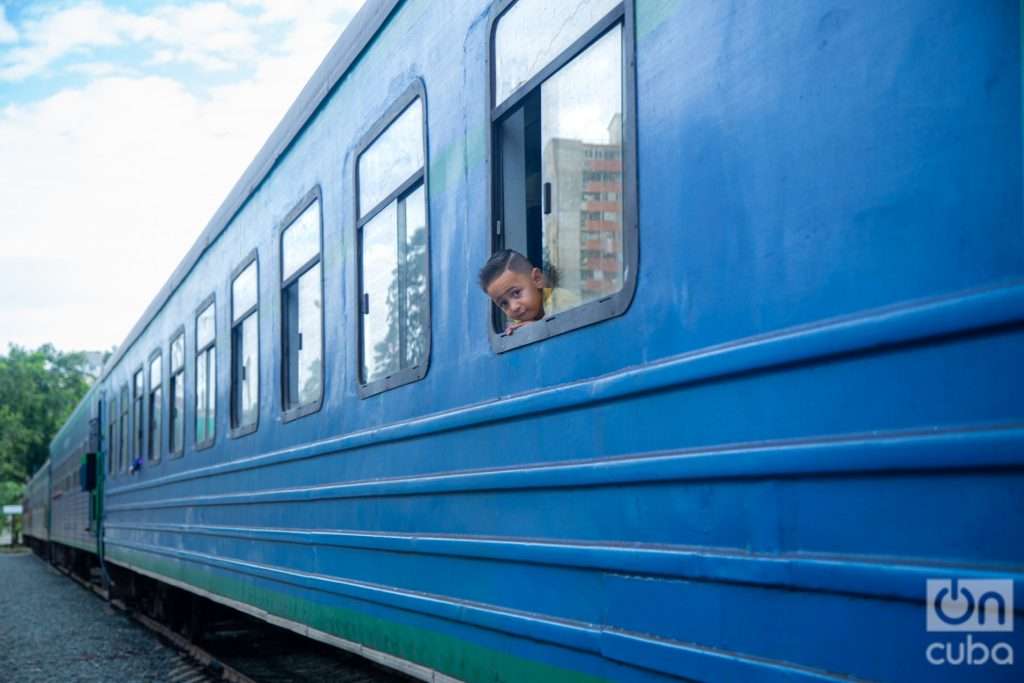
top-left (543, 113), bottom-right (623, 312)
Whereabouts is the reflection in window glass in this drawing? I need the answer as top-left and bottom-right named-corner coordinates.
top-left (107, 398), bottom-right (117, 476)
top-left (197, 303), bottom-right (216, 349)
top-left (133, 370), bottom-right (144, 466)
top-left (170, 334), bottom-right (184, 455)
top-left (282, 200), bottom-right (322, 412)
top-left (195, 301), bottom-right (216, 445)
top-left (494, 0), bottom-right (619, 105)
top-left (361, 203), bottom-right (400, 382)
top-left (232, 262), bottom-right (258, 321)
top-left (148, 355), bottom-right (162, 462)
top-left (232, 261), bottom-right (259, 431)
top-left (541, 26), bottom-right (623, 313)
top-left (282, 202), bottom-right (320, 281)
top-left (120, 386), bottom-right (129, 471)
top-left (236, 313), bottom-right (259, 427)
top-left (358, 101), bottom-right (424, 212)
top-left (357, 97), bottom-right (429, 388)
top-left (285, 264), bottom-right (322, 408)
top-left (403, 185), bottom-right (429, 368)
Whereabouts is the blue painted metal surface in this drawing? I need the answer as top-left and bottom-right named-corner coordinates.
top-left (40, 0), bottom-right (1023, 680)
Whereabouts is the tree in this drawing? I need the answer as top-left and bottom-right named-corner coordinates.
top-left (371, 224), bottom-right (428, 375)
top-left (0, 344), bottom-right (91, 503)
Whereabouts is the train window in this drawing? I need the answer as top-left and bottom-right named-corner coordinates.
top-left (132, 368), bottom-right (144, 469)
top-left (231, 255), bottom-right (259, 435)
top-left (354, 85), bottom-right (431, 397)
top-left (489, 0), bottom-right (636, 349)
top-left (195, 298), bottom-right (217, 449)
top-left (169, 332), bottom-right (185, 457)
top-left (148, 352), bottom-right (162, 463)
top-left (280, 191), bottom-right (323, 420)
top-left (119, 384), bottom-right (129, 472)
top-left (107, 396), bottom-right (117, 477)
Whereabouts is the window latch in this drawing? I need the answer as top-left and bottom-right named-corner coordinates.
top-left (362, 293), bottom-right (370, 315)
top-left (543, 182), bottom-right (552, 215)
top-left (297, 333), bottom-right (303, 351)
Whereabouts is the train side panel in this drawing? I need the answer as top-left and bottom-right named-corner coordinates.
top-left (89, 1), bottom-right (1023, 682)
top-left (21, 459), bottom-right (49, 545)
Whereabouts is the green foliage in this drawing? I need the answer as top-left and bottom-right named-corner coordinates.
top-left (0, 480), bottom-right (23, 507)
top-left (0, 344), bottom-right (91, 496)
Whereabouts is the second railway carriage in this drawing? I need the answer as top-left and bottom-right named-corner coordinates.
top-left (37, 0), bottom-right (1024, 681)
top-left (21, 459), bottom-right (50, 554)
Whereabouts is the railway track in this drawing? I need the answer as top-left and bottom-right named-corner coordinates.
top-left (56, 563), bottom-right (412, 683)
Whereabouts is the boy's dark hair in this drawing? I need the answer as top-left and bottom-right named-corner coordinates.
top-left (478, 249), bottom-right (533, 290)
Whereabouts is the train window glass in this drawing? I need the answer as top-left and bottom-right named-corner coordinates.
top-left (358, 101), bottom-right (424, 211)
top-left (355, 91), bottom-right (430, 396)
top-left (107, 397), bottom-right (117, 477)
top-left (195, 300), bottom-right (217, 448)
top-left (231, 257), bottom-right (259, 435)
top-left (493, 0), bottom-right (619, 105)
top-left (280, 196), bottom-right (323, 417)
top-left (490, 0), bottom-right (634, 347)
top-left (169, 333), bottom-right (185, 457)
top-left (132, 369), bottom-right (144, 469)
top-left (119, 385), bottom-right (129, 472)
top-left (148, 353), bottom-right (162, 462)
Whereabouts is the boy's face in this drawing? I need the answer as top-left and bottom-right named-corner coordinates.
top-left (486, 266), bottom-right (545, 322)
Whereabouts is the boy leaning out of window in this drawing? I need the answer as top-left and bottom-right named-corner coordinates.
top-left (478, 249), bottom-right (556, 336)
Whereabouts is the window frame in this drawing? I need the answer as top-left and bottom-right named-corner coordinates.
top-left (168, 326), bottom-right (186, 458)
top-left (194, 293), bottom-right (218, 451)
top-left (485, 0), bottom-right (639, 352)
top-left (147, 348), bottom-right (163, 463)
top-left (278, 186), bottom-right (325, 423)
top-left (230, 250), bottom-right (260, 438)
top-left (353, 80), bottom-right (432, 398)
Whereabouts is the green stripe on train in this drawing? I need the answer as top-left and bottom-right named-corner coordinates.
top-left (108, 546), bottom-right (607, 683)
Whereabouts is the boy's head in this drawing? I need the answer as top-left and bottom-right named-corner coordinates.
top-left (479, 249), bottom-right (545, 322)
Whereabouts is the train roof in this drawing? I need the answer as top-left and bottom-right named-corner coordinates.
top-left (98, 0), bottom-right (402, 383)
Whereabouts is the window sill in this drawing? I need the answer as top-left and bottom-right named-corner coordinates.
top-left (488, 286), bottom-right (634, 353)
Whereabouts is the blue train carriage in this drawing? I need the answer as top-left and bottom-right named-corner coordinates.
top-left (87, 0), bottom-right (1024, 681)
top-left (21, 458), bottom-right (50, 554)
top-left (46, 384), bottom-right (102, 569)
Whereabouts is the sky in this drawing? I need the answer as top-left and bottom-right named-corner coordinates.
top-left (0, 0), bottom-right (365, 353)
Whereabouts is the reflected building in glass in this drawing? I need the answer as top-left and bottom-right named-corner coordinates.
top-left (543, 112), bottom-right (624, 312)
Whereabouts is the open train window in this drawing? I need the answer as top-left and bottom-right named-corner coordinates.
top-left (231, 253), bottom-right (260, 436)
top-left (279, 189), bottom-right (323, 421)
top-left (132, 368), bottom-right (144, 469)
top-left (169, 331), bottom-right (185, 457)
top-left (148, 351), bottom-right (162, 463)
top-left (195, 297), bottom-right (217, 450)
top-left (354, 83), bottom-right (431, 397)
top-left (119, 384), bottom-right (129, 472)
top-left (488, 0), bottom-right (636, 350)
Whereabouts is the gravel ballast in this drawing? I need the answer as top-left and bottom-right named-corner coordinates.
top-left (0, 550), bottom-right (192, 682)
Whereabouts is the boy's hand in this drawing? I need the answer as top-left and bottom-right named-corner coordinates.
top-left (503, 321), bottom-right (531, 335)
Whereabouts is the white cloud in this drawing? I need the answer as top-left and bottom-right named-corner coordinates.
top-left (0, 0), bottom-right (362, 351)
top-left (0, 1), bottom-right (263, 81)
top-left (0, 5), bottom-right (17, 44)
